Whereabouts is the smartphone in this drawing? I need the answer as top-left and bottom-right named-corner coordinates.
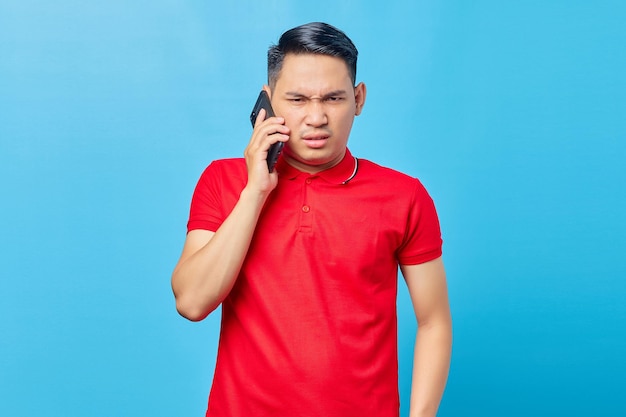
top-left (250, 90), bottom-right (284, 172)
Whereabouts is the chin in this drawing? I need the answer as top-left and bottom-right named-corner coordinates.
top-left (292, 149), bottom-right (330, 163)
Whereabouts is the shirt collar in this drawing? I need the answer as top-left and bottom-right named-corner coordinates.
top-left (276, 148), bottom-right (358, 185)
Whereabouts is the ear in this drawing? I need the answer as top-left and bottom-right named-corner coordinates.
top-left (263, 85), bottom-right (272, 100)
top-left (354, 82), bottom-right (367, 116)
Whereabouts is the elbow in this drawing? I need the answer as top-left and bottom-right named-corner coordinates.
top-left (171, 274), bottom-right (213, 322)
top-left (417, 314), bottom-right (453, 341)
top-left (174, 294), bottom-right (216, 322)
top-left (171, 266), bottom-right (225, 321)
top-left (176, 299), bottom-right (210, 322)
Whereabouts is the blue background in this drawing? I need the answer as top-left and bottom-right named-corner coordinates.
top-left (1, 1), bottom-right (624, 416)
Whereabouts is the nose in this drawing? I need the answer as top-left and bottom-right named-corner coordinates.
top-left (305, 100), bottom-right (328, 127)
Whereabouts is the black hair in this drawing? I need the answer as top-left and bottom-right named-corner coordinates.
top-left (267, 22), bottom-right (358, 88)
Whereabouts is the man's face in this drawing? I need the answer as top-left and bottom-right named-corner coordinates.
top-left (266, 53), bottom-right (366, 174)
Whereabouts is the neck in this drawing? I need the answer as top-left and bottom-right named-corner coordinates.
top-left (282, 150), bottom-right (346, 174)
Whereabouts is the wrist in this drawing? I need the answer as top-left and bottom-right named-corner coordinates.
top-left (240, 185), bottom-right (272, 207)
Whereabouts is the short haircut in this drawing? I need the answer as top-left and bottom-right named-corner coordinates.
top-left (267, 22), bottom-right (358, 88)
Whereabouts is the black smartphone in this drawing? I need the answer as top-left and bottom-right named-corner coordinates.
top-left (250, 90), bottom-right (284, 172)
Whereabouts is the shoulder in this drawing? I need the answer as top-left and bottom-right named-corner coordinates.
top-left (198, 158), bottom-right (246, 181)
top-left (194, 158), bottom-right (247, 193)
top-left (202, 157), bottom-right (246, 175)
top-left (356, 158), bottom-right (425, 189)
top-left (354, 158), bottom-right (436, 210)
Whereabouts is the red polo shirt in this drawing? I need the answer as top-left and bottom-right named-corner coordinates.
top-left (188, 149), bottom-right (442, 417)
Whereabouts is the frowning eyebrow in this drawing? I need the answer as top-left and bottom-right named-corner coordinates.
top-left (284, 90), bottom-right (348, 99)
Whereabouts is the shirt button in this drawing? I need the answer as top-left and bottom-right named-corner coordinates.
top-left (302, 205), bottom-right (310, 213)
top-left (305, 178), bottom-right (312, 184)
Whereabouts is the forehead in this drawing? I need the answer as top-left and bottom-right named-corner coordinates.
top-left (274, 53), bottom-right (352, 93)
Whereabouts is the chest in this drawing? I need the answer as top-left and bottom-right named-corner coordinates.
top-left (253, 177), bottom-right (412, 269)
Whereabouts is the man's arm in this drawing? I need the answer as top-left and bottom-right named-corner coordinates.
top-left (171, 187), bottom-right (270, 321)
top-left (171, 109), bottom-right (289, 321)
top-left (401, 257), bottom-right (452, 417)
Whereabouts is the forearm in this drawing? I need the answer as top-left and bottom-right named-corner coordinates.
top-left (409, 318), bottom-right (452, 417)
top-left (172, 187), bottom-right (269, 320)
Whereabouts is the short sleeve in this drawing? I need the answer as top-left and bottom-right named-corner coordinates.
top-left (187, 162), bottom-right (226, 232)
top-left (396, 179), bottom-right (443, 265)
top-left (186, 158), bottom-right (248, 233)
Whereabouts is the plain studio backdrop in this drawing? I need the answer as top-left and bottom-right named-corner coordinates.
top-left (1, 1), bottom-right (624, 416)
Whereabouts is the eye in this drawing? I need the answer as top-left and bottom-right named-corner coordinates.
top-left (325, 96), bottom-right (345, 102)
top-left (288, 97), bottom-right (306, 104)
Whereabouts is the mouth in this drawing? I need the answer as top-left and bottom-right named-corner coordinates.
top-left (302, 133), bottom-right (330, 149)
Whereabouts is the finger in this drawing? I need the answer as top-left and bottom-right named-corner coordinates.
top-left (252, 123), bottom-right (289, 148)
top-left (253, 108), bottom-right (267, 128)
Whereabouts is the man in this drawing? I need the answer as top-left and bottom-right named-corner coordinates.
top-left (172, 22), bottom-right (452, 417)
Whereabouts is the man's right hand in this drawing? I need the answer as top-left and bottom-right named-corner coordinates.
top-left (244, 108), bottom-right (290, 195)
